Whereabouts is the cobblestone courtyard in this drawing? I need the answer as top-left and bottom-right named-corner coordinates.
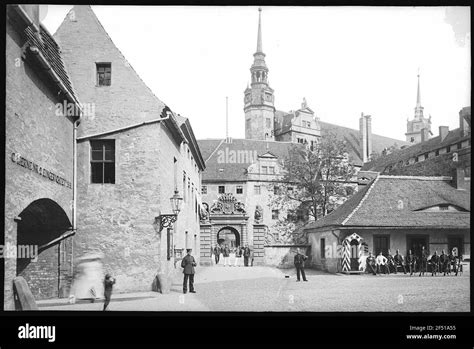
top-left (37, 265), bottom-right (470, 312)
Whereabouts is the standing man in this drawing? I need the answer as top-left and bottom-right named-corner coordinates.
top-left (394, 249), bottom-right (406, 274)
top-left (103, 273), bottom-right (116, 311)
top-left (419, 246), bottom-right (428, 277)
top-left (181, 249), bottom-right (197, 293)
top-left (440, 250), bottom-right (449, 276)
top-left (406, 250), bottom-right (415, 276)
top-left (213, 244), bottom-right (221, 265)
top-left (223, 244), bottom-right (230, 267)
top-left (294, 248), bottom-right (308, 282)
top-left (243, 244), bottom-right (251, 267)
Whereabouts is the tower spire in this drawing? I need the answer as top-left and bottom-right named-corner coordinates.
top-left (416, 68), bottom-right (421, 108)
top-left (414, 68), bottom-right (424, 119)
top-left (257, 7), bottom-right (263, 53)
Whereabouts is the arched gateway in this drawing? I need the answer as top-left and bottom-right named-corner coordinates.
top-left (199, 193), bottom-right (249, 265)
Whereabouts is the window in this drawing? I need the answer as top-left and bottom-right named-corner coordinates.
top-left (254, 185), bottom-right (261, 195)
top-left (96, 63), bottom-right (111, 86)
top-left (236, 185), bottom-right (243, 194)
top-left (262, 166), bottom-right (268, 174)
top-left (320, 238), bottom-right (326, 259)
top-left (90, 140), bottom-right (115, 184)
top-left (173, 157), bottom-right (177, 189)
top-left (266, 118), bottom-right (271, 129)
top-left (373, 235), bottom-right (390, 256)
top-left (202, 186), bottom-right (207, 195)
top-left (272, 209), bottom-right (279, 220)
top-left (297, 138), bottom-right (305, 144)
top-left (183, 173), bottom-right (187, 202)
top-left (218, 185), bottom-right (225, 194)
top-left (268, 166), bottom-right (275, 174)
top-left (410, 137), bottom-right (415, 143)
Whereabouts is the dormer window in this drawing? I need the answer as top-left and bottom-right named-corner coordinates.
top-left (415, 204), bottom-right (468, 212)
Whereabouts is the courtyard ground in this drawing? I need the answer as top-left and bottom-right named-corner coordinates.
top-left (37, 265), bottom-right (470, 312)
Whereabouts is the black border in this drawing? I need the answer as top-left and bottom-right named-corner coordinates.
top-left (1, 1), bottom-right (472, 347)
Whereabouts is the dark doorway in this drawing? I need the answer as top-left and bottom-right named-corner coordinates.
top-left (406, 235), bottom-right (429, 258)
top-left (373, 235), bottom-right (390, 256)
top-left (350, 239), bottom-right (360, 271)
top-left (448, 236), bottom-right (464, 256)
top-left (16, 198), bottom-right (72, 299)
top-left (217, 227), bottom-right (240, 248)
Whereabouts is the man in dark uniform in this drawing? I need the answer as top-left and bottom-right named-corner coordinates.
top-left (394, 249), bottom-right (406, 274)
top-left (406, 250), bottom-right (415, 276)
top-left (181, 249), bottom-right (197, 293)
top-left (430, 251), bottom-right (440, 276)
top-left (386, 250), bottom-right (397, 274)
top-left (418, 246), bottom-right (428, 277)
top-left (243, 244), bottom-right (251, 267)
top-left (447, 249), bottom-right (456, 275)
top-left (213, 245), bottom-right (221, 265)
top-left (294, 248), bottom-right (308, 282)
top-left (439, 250), bottom-right (449, 276)
top-left (365, 252), bottom-right (377, 275)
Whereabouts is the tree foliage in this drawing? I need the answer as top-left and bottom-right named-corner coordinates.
top-left (269, 132), bottom-right (356, 226)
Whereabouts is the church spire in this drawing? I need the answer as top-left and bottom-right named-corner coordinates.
top-left (256, 7), bottom-right (263, 53)
top-left (414, 69), bottom-right (424, 119)
top-left (416, 69), bottom-right (421, 108)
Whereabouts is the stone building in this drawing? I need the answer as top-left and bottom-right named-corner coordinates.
top-left (5, 5), bottom-right (82, 308)
top-left (362, 106), bottom-right (471, 180)
top-left (55, 5), bottom-right (205, 293)
top-left (197, 8), bottom-right (406, 266)
top-left (405, 72), bottom-right (433, 144)
top-left (304, 174), bottom-right (470, 273)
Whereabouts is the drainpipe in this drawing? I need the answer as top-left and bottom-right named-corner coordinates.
top-left (71, 119), bottom-right (80, 276)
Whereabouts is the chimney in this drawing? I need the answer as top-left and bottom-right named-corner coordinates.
top-left (359, 113), bottom-right (368, 163)
top-left (365, 115), bottom-right (373, 160)
top-left (452, 167), bottom-right (467, 190)
top-left (421, 128), bottom-right (430, 142)
top-left (439, 126), bottom-right (449, 141)
top-left (459, 106), bottom-right (471, 137)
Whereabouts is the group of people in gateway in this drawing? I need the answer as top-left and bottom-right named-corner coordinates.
top-left (363, 247), bottom-right (464, 276)
top-left (212, 244), bottom-right (254, 267)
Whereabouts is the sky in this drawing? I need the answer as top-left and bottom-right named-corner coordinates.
top-left (41, 5), bottom-right (470, 142)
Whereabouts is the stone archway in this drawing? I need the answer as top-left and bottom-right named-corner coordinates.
top-left (217, 226), bottom-right (241, 248)
top-left (16, 198), bottom-right (73, 298)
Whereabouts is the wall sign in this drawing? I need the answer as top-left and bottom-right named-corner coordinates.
top-left (11, 152), bottom-right (72, 189)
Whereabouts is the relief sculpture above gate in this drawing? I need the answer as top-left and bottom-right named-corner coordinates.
top-left (209, 193), bottom-right (246, 215)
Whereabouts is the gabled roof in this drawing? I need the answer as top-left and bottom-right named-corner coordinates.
top-left (362, 127), bottom-right (470, 172)
top-left (305, 175), bottom-right (470, 230)
top-left (197, 139), bottom-right (294, 182)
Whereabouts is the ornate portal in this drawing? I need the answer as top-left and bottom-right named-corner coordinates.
top-left (209, 193), bottom-right (246, 215)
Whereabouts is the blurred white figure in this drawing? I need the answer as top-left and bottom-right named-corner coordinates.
top-left (70, 253), bottom-right (104, 302)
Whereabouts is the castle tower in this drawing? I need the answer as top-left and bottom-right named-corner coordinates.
top-left (244, 8), bottom-right (275, 141)
top-left (405, 71), bottom-right (432, 143)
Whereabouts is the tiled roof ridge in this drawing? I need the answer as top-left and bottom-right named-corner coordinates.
top-left (378, 175), bottom-right (452, 181)
top-left (39, 23), bottom-right (82, 107)
top-left (342, 176), bottom-right (379, 226)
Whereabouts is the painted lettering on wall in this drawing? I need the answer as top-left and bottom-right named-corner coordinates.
top-left (11, 152), bottom-right (72, 189)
